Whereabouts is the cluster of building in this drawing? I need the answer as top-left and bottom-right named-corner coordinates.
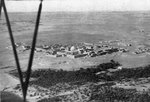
top-left (35, 44), bottom-right (128, 58)
top-left (133, 46), bottom-right (150, 54)
top-left (11, 40), bottom-right (130, 59)
top-left (8, 40), bottom-right (150, 57)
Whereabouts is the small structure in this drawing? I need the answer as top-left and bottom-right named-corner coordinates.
top-left (117, 66), bottom-right (123, 70)
top-left (35, 47), bottom-right (45, 52)
top-left (60, 47), bottom-right (65, 51)
top-left (67, 54), bottom-right (87, 58)
top-left (46, 50), bottom-right (57, 55)
top-left (78, 49), bottom-right (84, 54)
top-left (42, 45), bottom-right (49, 49)
top-left (15, 43), bottom-right (22, 48)
top-left (22, 45), bottom-right (31, 50)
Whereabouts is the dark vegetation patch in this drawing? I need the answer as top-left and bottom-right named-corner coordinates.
top-left (90, 86), bottom-right (150, 102)
top-left (105, 65), bottom-right (150, 81)
top-left (38, 86), bottom-right (150, 102)
top-left (10, 60), bottom-right (120, 87)
top-left (38, 96), bottom-right (62, 102)
top-left (10, 60), bottom-right (150, 88)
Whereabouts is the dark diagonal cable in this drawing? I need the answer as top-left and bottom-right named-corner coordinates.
top-left (2, 0), bottom-right (25, 99)
top-left (0, 0), bottom-right (2, 17)
top-left (23, 0), bottom-right (43, 101)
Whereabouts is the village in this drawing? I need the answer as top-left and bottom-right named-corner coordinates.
top-left (7, 40), bottom-right (130, 58)
top-left (6, 39), bottom-right (150, 59)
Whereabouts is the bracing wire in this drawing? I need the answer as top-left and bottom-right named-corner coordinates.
top-left (1, 0), bottom-right (43, 101)
top-left (0, 0), bottom-right (3, 17)
top-left (23, 0), bottom-right (43, 101)
top-left (2, 0), bottom-right (25, 99)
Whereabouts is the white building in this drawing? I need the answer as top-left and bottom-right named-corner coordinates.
top-left (70, 46), bottom-right (76, 51)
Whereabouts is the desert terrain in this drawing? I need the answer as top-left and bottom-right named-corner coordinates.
top-left (1, 12), bottom-right (150, 101)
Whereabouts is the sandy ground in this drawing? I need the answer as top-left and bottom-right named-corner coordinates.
top-left (16, 51), bottom-right (150, 71)
top-left (0, 72), bottom-right (19, 91)
top-left (114, 77), bottom-right (150, 91)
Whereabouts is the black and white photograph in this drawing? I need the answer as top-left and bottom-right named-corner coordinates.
top-left (1, 0), bottom-right (150, 102)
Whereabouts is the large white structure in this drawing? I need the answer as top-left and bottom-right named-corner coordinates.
top-left (70, 46), bottom-right (76, 51)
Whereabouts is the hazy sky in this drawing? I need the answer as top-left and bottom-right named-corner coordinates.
top-left (5, 0), bottom-right (150, 12)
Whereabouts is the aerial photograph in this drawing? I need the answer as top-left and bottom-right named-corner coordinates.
top-left (1, 0), bottom-right (150, 102)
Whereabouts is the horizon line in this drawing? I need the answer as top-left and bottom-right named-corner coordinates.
top-left (4, 10), bottom-right (150, 13)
